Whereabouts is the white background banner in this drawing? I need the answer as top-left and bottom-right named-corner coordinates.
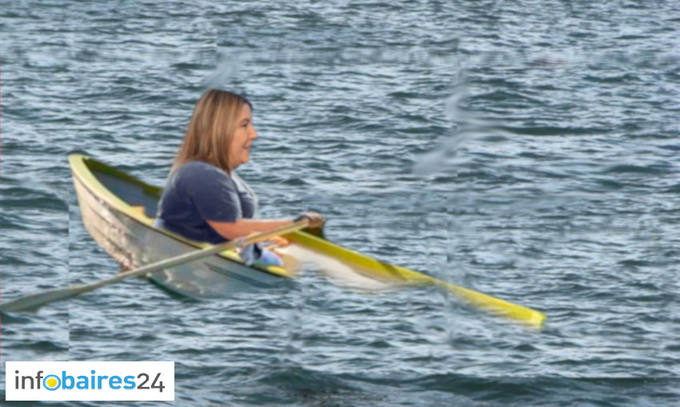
top-left (5, 361), bottom-right (174, 401)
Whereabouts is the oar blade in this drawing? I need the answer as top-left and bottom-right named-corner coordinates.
top-left (0, 285), bottom-right (88, 313)
top-left (286, 231), bottom-right (547, 328)
top-left (436, 280), bottom-right (546, 328)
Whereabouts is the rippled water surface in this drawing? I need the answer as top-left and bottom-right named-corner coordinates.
top-left (1, 1), bottom-right (679, 406)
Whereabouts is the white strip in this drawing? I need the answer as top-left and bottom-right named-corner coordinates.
top-left (5, 361), bottom-right (174, 401)
top-left (278, 244), bottom-right (394, 290)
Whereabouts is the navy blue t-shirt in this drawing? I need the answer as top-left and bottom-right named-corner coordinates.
top-left (156, 161), bottom-right (258, 244)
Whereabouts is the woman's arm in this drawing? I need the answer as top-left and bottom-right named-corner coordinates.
top-left (207, 218), bottom-right (293, 241)
top-left (207, 212), bottom-right (324, 241)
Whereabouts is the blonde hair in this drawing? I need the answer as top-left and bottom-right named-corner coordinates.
top-left (171, 89), bottom-right (252, 174)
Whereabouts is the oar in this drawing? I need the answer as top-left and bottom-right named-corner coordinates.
top-left (400, 269), bottom-right (546, 328)
top-left (0, 220), bottom-right (309, 313)
top-left (285, 231), bottom-right (547, 328)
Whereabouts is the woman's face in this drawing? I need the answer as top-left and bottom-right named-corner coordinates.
top-left (228, 104), bottom-right (257, 171)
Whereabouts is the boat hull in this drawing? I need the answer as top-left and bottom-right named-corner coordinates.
top-left (70, 155), bottom-right (290, 298)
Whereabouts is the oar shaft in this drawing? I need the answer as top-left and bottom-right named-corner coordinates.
top-left (0, 220), bottom-right (309, 312)
top-left (95, 219), bottom-right (309, 286)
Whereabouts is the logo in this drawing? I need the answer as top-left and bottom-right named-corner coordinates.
top-left (6, 361), bottom-right (174, 401)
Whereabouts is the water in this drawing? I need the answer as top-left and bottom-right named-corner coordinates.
top-left (1, 1), bottom-right (679, 405)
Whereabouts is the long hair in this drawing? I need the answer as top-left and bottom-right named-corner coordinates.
top-left (171, 89), bottom-right (252, 175)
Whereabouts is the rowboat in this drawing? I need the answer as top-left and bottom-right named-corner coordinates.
top-left (69, 154), bottom-right (546, 327)
top-left (69, 154), bottom-right (296, 298)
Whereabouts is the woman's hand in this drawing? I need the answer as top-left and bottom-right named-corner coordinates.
top-left (295, 211), bottom-right (325, 229)
top-left (264, 235), bottom-right (290, 248)
top-left (243, 232), bottom-right (289, 248)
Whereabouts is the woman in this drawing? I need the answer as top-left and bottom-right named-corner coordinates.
top-left (155, 89), bottom-right (324, 265)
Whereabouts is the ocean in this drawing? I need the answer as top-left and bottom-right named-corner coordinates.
top-left (1, 1), bottom-right (678, 405)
